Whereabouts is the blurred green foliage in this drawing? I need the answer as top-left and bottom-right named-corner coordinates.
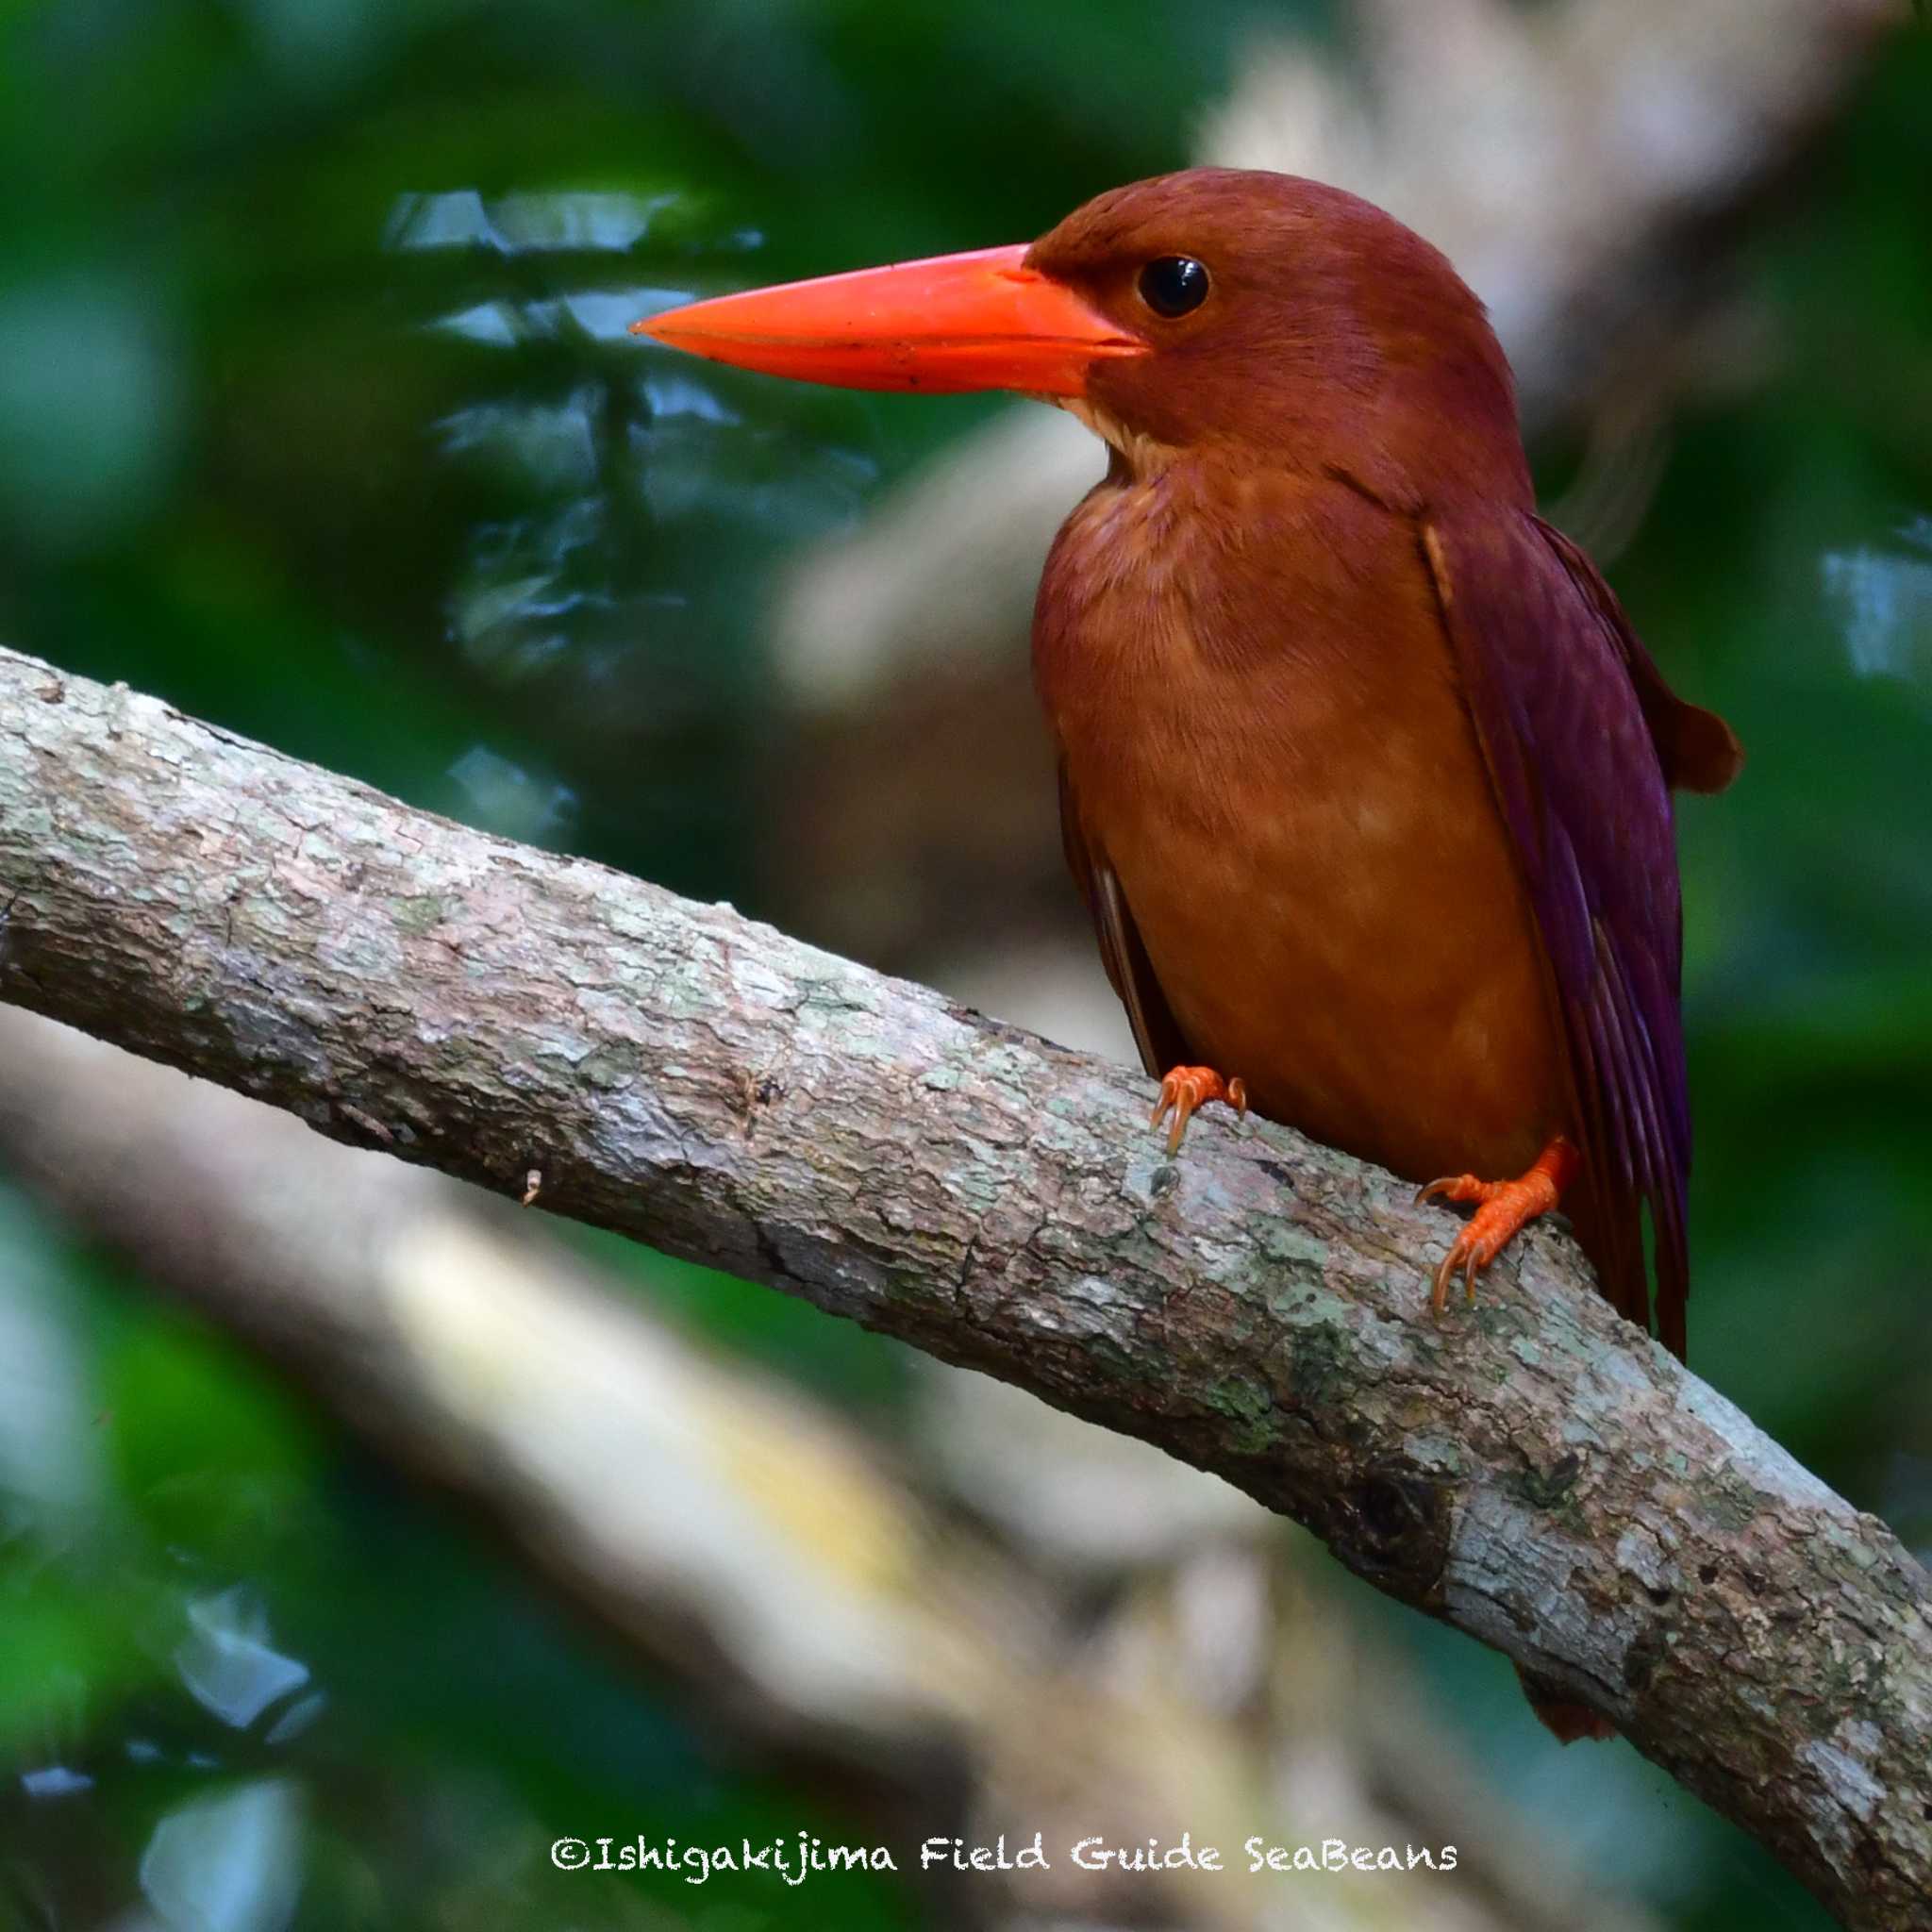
top-left (0, 2), bottom-right (1927, 1927)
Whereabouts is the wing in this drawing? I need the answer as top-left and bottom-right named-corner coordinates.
top-left (1058, 762), bottom-right (1191, 1079)
top-left (1533, 518), bottom-right (1742, 797)
top-left (1421, 511), bottom-right (1740, 1358)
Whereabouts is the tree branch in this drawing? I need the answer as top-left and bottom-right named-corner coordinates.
top-left (0, 1005), bottom-right (1653, 1932)
top-left (1, 641), bottom-right (1926, 1926)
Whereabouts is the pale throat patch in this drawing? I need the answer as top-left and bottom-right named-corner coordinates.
top-left (1056, 394), bottom-right (1178, 478)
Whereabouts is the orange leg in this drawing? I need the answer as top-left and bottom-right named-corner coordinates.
top-left (1416, 1136), bottom-right (1581, 1314)
top-left (1150, 1065), bottom-right (1248, 1157)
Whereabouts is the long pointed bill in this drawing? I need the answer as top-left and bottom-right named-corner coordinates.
top-left (631, 243), bottom-right (1144, 397)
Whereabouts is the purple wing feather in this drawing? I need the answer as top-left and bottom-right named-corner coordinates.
top-left (1058, 761), bottom-right (1191, 1079)
top-left (1422, 512), bottom-right (1739, 1357)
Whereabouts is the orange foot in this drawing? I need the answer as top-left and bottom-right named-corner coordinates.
top-left (1150, 1065), bottom-right (1248, 1157)
top-left (1416, 1136), bottom-right (1581, 1314)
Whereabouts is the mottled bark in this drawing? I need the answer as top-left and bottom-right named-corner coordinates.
top-left (0, 643), bottom-right (1926, 1927)
top-left (0, 1007), bottom-right (1654, 1932)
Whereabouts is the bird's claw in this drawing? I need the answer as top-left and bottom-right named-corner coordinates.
top-left (1429, 1212), bottom-right (1510, 1314)
top-left (1415, 1173), bottom-right (1485, 1209)
top-left (1150, 1065), bottom-right (1247, 1157)
top-left (1418, 1140), bottom-right (1576, 1317)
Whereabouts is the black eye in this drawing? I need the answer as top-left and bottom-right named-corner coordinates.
top-left (1137, 255), bottom-right (1209, 318)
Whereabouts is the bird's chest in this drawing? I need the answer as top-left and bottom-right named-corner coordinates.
top-left (1040, 528), bottom-right (1462, 968)
top-left (1036, 471), bottom-right (1458, 876)
top-left (1033, 471), bottom-right (1564, 1175)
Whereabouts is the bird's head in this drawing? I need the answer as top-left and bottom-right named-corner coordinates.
top-left (637, 168), bottom-right (1528, 503)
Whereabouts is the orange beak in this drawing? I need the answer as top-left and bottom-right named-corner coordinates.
top-left (630, 243), bottom-right (1144, 397)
